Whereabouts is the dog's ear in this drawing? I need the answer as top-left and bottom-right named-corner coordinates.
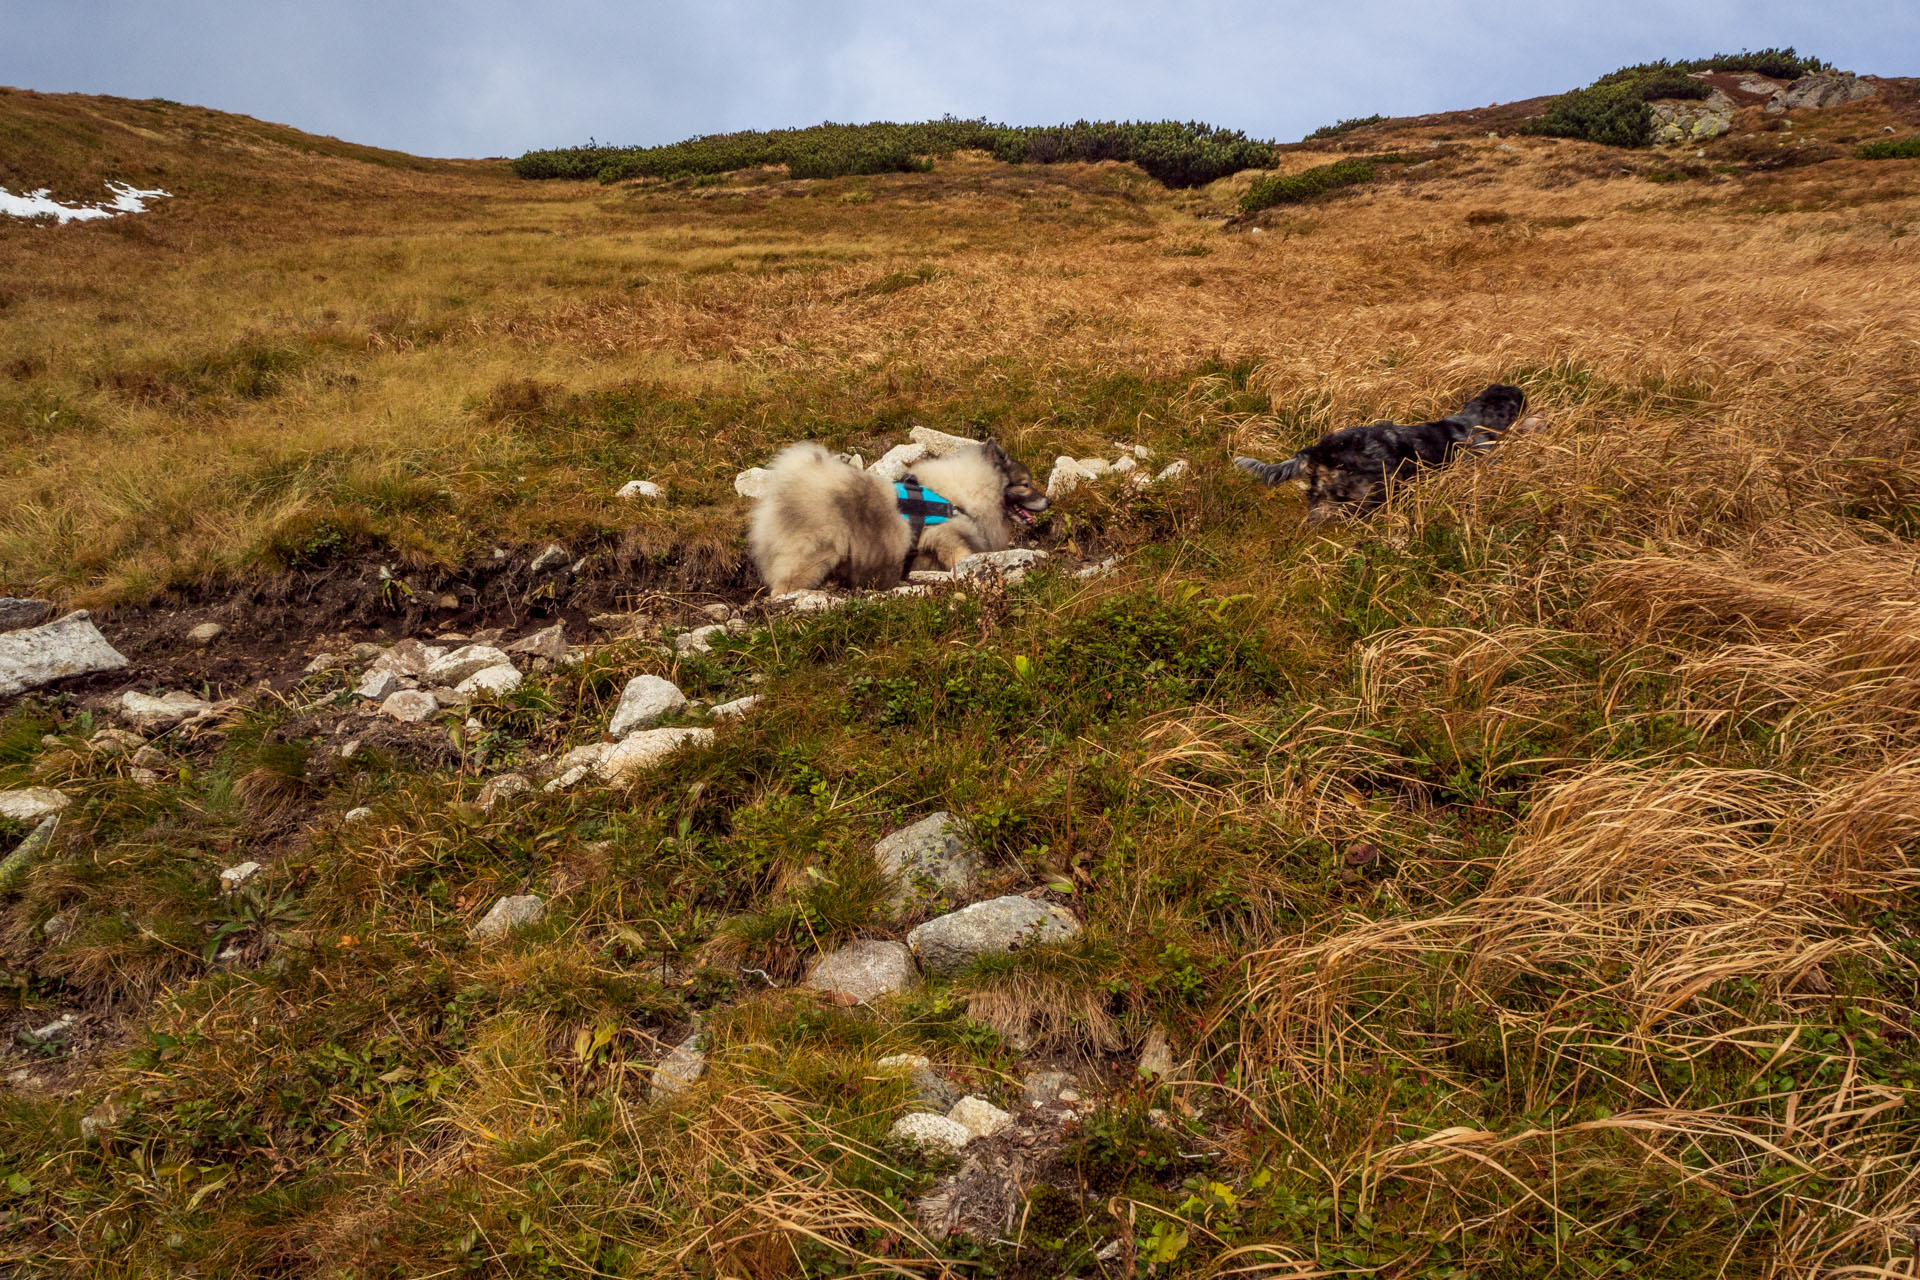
top-left (981, 439), bottom-right (1010, 467)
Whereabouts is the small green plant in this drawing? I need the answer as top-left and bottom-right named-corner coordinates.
top-left (1241, 155), bottom-right (1402, 213)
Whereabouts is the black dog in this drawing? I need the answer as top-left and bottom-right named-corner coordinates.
top-left (1235, 384), bottom-right (1526, 522)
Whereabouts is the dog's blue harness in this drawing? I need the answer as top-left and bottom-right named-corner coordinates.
top-left (895, 474), bottom-right (953, 569)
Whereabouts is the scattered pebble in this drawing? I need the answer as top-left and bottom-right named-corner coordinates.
top-left (504, 624), bottom-right (567, 660)
top-left (0, 787), bottom-right (70, 824)
top-left (356, 669), bottom-right (401, 702)
top-left (948, 1096), bottom-right (1013, 1141)
top-left (710, 695), bottom-right (761, 720)
top-left (609, 675), bottom-right (688, 737)
top-left (380, 690), bottom-right (439, 723)
top-left (344, 807), bottom-right (374, 823)
top-left (596, 727), bottom-right (714, 782)
top-left (477, 773), bottom-right (533, 811)
top-left (530, 544), bottom-right (571, 572)
top-left (425, 645), bottom-right (513, 686)
top-left (617, 479), bottom-right (664, 500)
top-left (118, 689), bottom-right (214, 733)
top-left (653, 1030), bottom-right (707, 1099)
top-left (806, 940), bottom-right (915, 1002)
top-left (220, 861), bottom-right (263, 894)
top-left (674, 624), bottom-right (728, 655)
top-left (906, 896), bottom-right (1082, 976)
top-left (890, 1111), bottom-right (972, 1152)
top-left (187, 622), bottom-right (226, 645)
top-left (471, 894), bottom-right (545, 941)
top-left (456, 663), bottom-right (523, 697)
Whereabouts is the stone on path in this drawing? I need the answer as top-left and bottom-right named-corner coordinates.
top-left (906, 896), bottom-right (1081, 976)
top-left (596, 727), bottom-right (713, 782)
top-left (477, 773), bottom-right (533, 811)
top-left (0, 612), bottom-right (128, 698)
top-left (948, 1096), bottom-right (1012, 1141)
top-left (908, 426), bottom-right (977, 457)
top-left (617, 479), bottom-right (664, 500)
top-left (425, 645), bottom-right (513, 686)
top-left (381, 690), bottom-right (439, 722)
top-left (0, 598), bottom-right (55, 633)
top-left (868, 442), bottom-right (929, 483)
top-left (0, 788), bottom-right (69, 824)
top-left (608, 675), bottom-right (688, 738)
top-left (118, 690), bottom-right (213, 733)
top-left (875, 812), bottom-right (981, 913)
top-left (369, 638), bottom-right (445, 677)
top-left (807, 940), bottom-right (915, 1003)
top-left (504, 624), bottom-right (567, 660)
top-left (710, 695), bottom-right (761, 720)
top-left (890, 1112), bottom-right (972, 1152)
top-left (356, 669), bottom-right (401, 702)
top-left (653, 1031), bottom-right (707, 1100)
top-left (472, 894), bottom-right (545, 941)
top-left (456, 663), bottom-right (523, 697)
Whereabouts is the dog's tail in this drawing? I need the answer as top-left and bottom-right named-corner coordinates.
top-left (1447, 383), bottom-right (1526, 448)
top-left (1233, 454), bottom-right (1304, 486)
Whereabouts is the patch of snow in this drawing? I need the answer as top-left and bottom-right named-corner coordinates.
top-left (1, 182), bottom-right (172, 225)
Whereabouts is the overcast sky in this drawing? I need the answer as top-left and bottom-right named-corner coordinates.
top-left (4, 1), bottom-right (1914, 158)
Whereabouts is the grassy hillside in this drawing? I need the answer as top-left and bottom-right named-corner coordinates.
top-left (3, 78), bottom-right (1920, 1277)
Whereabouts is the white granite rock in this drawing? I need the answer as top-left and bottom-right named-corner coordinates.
top-left (1153, 460), bottom-right (1190, 483)
top-left (948, 1095), bottom-right (1013, 1141)
top-left (875, 812), bottom-right (981, 912)
top-left (771, 590), bottom-right (841, 613)
top-left (0, 612), bottom-right (127, 697)
top-left (219, 861), bottom-right (262, 894)
top-left (381, 690), bottom-right (439, 722)
top-left (734, 468), bottom-right (775, 499)
top-left (609, 674), bottom-right (688, 737)
top-left (710, 695), bottom-right (761, 720)
top-left (617, 479), bottom-right (664, 500)
top-left (356, 669), bottom-right (402, 702)
top-left (457, 663), bottom-right (524, 697)
top-left (596, 727), bottom-right (713, 782)
top-left (344, 807), bottom-right (374, 823)
top-left (0, 598), bottom-right (55, 633)
top-left (955, 549), bottom-right (1047, 581)
top-left (425, 645), bottom-right (513, 686)
top-left (477, 773), bottom-right (534, 811)
top-left (868, 442), bottom-right (930, 482)
top-left (906, 896), bottom-right (1081, 975)
top-left (653, 1031), bottom-right (707, 1099)
top-left (118, 690), bottom-right (213, 733)
top-left (472, 894), bottom-right (545, 941)
top-left (908, 426), bottom-right (977, 457)
top-left (0, 788), bottom-right (69, 824)
top-left (369, 638), bottom-right (445, 677)
top-left (504, 624), bottom-right (568, 660)
top-left (807, 940), bottom-right (915, 1002)
top-left (889, 1112), bottom-right (972, 1152)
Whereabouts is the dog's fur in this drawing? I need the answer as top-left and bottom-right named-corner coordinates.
top-left (1234, 383), bottom-right (1527, 522)
top-left (749, 440), bottom-right (1048, 594)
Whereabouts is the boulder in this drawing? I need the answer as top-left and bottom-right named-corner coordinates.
top-left (889, 1112), bottom-right (971, 1152)
top-left (0, 788), bottom-right (70, 824)
top-left (875, 812), bottom-right (981, 913)
top-left (1045, 456), bottom-right (1095, 499)
top-left (948, 1096), bottom-right (1012, 1141)
top-left (734, 468), bottom-right (775, 499)
top-left (906, 896), bottom-right (1081, 976)
top-left (653, 1031), bottom-right (706, 1099)
top-left (807, 940), bottom-right (915, 1002)
top-left (674, 624), bottom-right (728, 655)
top-left (617, 479), bottom-right (664, 500)
top-left (425, 645), bottom-right (513, 686)
top-left (368, 638), bottom-right (445, 677)
top-left (0, 612), bottom-right (128, 697)
top-left (504, 624), bottom-right (567, 660)
top-left (1768, 71), bottom-right (1877, 114)
top-left (955, 549), bottom-right (1047, 582)
top-left (380, 690), bottom-right (439, 723)
top-left (187, 622), bottom-right (225, 645)
top-left (608, 674), bottom-right (688, 737)
top-left (456, 664), bottom-right (524, 697)
top-left (118, 690), bottom-right (213, 733)
top-left (477, 773), bottom-right (533, 811)
top-left (710, 695), bottom-right (761, 720)
top-left (876, 1053), bottom-right (960, 1111)
top-left (596, 727), bottom-right (713, 782)
top-left (355, 669), bottom-right (402, 702)
top-left (771, 590), bottom-right (841, 613)
top-left (868, 442), bottom-right (930, 483)
top-left (908, 426), bottom-right (977, 457)
top-left (0, 598), bottom-right (55, 633)
top-left (472, 894), bottom-right (545, 941)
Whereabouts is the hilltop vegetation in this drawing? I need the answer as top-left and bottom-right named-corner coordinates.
top-left (2, 70), bottom-right (1920, 1277)
top-left (1521, 47), bottom-right (1831, 147)
top-left (513, 117), bottom-right (1277, 187)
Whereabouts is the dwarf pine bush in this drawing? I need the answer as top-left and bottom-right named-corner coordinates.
top-left (1524, 48), bottom-right (1829, 148)
top-left (1239, 154), bottom-right (1411, 213)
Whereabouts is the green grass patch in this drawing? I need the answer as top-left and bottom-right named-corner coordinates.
top-left (1860, 136), bottom-right (1920, 160)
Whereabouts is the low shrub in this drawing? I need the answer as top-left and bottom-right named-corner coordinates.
top-left (1240, 154), bottom-right (1410, 213)
top-left (1525, 49), bottom-right (1829, 148)
top-left (515, 118), bottom-right (1275, 189)
top-left (1304, 114), bottom-right (1386, 141)
top-left (1859, 136), bottom-right (1920, 160)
